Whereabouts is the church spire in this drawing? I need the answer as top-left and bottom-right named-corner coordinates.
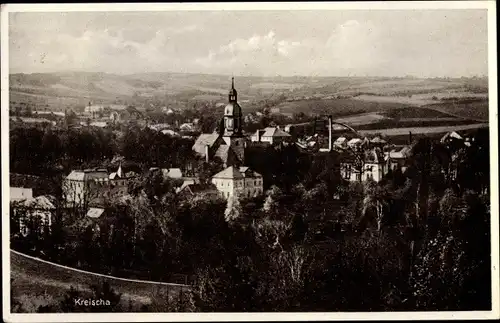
top-left (228, 76), bottom-right (237, 103)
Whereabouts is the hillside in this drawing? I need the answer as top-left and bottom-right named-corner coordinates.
top-left (10, 250), bottom-right (188, 312)
top-left (9, 72), bottom-right (489, 120)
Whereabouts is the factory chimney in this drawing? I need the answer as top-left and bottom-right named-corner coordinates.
top-left (328, 115), bottom-right (333, 151)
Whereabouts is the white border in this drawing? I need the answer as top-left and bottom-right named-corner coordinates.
top-left (1, 1), bottom-right (498, 322)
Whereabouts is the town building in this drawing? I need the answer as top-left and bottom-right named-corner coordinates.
top-left (250, 127), bottom-right (292, 145)
top-left (386, 145), bottom-right (413, 173)
top-left (11, 195), bottom-right (55, 236)
top-left (192, 78), bottom-right (247, 167)
top-left (63, 168), bottom-right (109, 205)
top-left (211, 166), bottom-right (263, 199)
top-left (63, 165), bottom-right (137, 206)
top-left (340, 148), bottom-right (387, 182)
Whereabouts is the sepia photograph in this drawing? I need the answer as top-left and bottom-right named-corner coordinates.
top-left (1, 1), bottom-right (498, 322)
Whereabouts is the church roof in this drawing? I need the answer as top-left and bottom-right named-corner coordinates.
top-left (192, 133), bottom-right (221, 156)
top-left (213, 143), bottom-right (244, 165)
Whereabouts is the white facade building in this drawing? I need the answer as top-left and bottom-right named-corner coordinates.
top-left (211, 166), bottom-right (263, 199)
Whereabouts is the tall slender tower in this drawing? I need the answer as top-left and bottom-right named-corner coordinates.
top-left (222, 77), bottom-right (245, 163)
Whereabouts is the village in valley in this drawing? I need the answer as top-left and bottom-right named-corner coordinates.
top-left (9, 75), bottom-right (491, 312)
top-left (11, 77), bottom-right (486, 236)
top-left (6, 6), bottom-right (493, 315)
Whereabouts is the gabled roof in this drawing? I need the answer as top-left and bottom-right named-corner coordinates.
top-left (214, 144), bottom-right (243, 165)
top-left (440, 131), bottom-right (464, 143)
top-left (262, 127), bottom-right (291, 138)
top-left (239, 166), bottom-right (263, 178)
top-left (389, 146), bottom-right (412, 159)
top-left (192, 133), bottom-right (221, 156)
top-left (86, 207), bottom-right (105, 218)
top-left (212, 166), bottom-right (244, 179)
top-left (212, 166), bottom-right (261, 180)
top-left (66, 170), bottom-right (108, 181)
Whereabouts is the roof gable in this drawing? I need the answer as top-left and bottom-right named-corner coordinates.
top-left (262, 127), bottom-right (291, 138)
top-left (212, 166), bottom-right (244, 179)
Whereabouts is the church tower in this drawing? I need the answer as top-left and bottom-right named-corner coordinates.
top-left (222, 77), bottom-right (245, 164)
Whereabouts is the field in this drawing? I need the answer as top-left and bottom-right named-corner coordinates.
top-left (8, 73), bottom-right (489, 133)
top-left (423, 100), bottom-right (489, 121)
top-left (10, 250), bottom-right (189, 312)
top-left (274, 98), bottom-right (409, 117)
top-left (358, 123), bottom-right (488, 137)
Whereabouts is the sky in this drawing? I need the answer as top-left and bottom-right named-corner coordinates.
top-left (8, 9), bottom-right (489, 77)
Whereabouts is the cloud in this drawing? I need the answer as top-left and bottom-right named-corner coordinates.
top-left (10, 27), bottom-right (188, 74)
top-left (9, 11), bottom-right (487, 77)
top-left (195, 30), bottom-right (304, 75)
top-left (195, 20), bottom-right (388, 76)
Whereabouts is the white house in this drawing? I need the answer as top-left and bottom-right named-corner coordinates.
top-left (251, 127), bottom-right (292, 145)
top-left (63, 169), bottom-right (109, 205)
top-left (362, 148), bottom-right (386, 182)
top-left (340, 148), bottom-right (387, 182)
top-left (211, 166), bottom-right (263, 199)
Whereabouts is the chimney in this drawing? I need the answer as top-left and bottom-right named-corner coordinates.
top-left (328, 115), bottom-right (333, 151)
top-left (205, 144), bottom-right (210, 163)
top-left (409, 131), bottom-right (412, 144)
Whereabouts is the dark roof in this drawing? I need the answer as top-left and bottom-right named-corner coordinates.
top-left (192, 133), bottom-right (221, 156)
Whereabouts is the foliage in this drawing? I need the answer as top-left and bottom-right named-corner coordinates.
top-left (10, 129), bottom-right (491, 312)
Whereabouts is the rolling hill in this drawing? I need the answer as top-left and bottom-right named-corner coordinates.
top-left (10, 250), bottom-right (189, 312)
top-left (9, 72), bottom-right (489, 120)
